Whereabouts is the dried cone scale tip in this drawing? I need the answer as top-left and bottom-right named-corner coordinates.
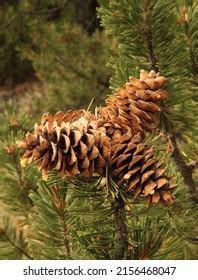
top-left (18, 70), bottom-right (176, 205)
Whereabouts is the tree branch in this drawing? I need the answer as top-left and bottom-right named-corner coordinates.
top-left (145, 29), bottom-right (158, 72)
top-left (143, 1), bottom-right (159, 72)
top-left (0, 0), bottom-right (69, 29)
top-left (181, 10), bottom-right (197, 76)
top-left (61, 202), bottom-right (71, 258)
top-left (168, 132), bottom-right (198, 202)
top-left (52, 186), bottom-right (71, 258)
top-left (9, 153), bottom-right (24, 190)
top-left (112, 196), bottom-right (128, 259)
top-left (3, 231), bottom-right (33, 260)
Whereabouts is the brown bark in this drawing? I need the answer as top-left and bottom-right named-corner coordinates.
top-left (168, 133), bottom-right (198, 202)
top-left (112, 196), bottom-right (128, 259)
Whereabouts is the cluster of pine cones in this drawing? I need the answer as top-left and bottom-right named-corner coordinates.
top-left (18, 70), bottom-right (175, 205)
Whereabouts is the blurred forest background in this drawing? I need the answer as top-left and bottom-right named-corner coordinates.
top-left (0, 0), bottom-right (111, 113)
top-left (0, 0), bottom-right (197, 260)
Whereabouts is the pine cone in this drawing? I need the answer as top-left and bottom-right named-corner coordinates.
top-left (109, 133), bottom-right (175, 205)
top-left (18, 70), bottom-right (176, 205)
top-left (97, 70), bottom-right (168, 140)
top-left (18, 110), bottom-right (110, 179)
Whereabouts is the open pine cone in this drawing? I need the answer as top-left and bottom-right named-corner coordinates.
top-left (97, 69), bottom-right (168, 142)
top-left (18, 70), bottom-right (176, 205)
top-left (109, 133), bottom-right (175, 206)
top-left (18, 110), bottom-right (111, 179)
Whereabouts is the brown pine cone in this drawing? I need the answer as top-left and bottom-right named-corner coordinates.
top-left (18, 70), bottom-right (176, 206)
top-left (109, 133), bottom-right (175, 205)
top-left (97, 70), bottom-right (168, 140)
top-left (18, 110), bottom-right (110, 179)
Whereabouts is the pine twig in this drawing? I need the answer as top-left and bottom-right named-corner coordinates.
top-left (180, 9), bottom-right (197, 76)
top-left (9, 153), bottom-right (24, 190)
top-left (0, 0), bottom-right (69, 29)
top-left (52, 186), bottom-right (71, 258)
top-left (143, 0), bottom-right (159, 72)
top-left (112, 196), bottom-right (128, 259)
top-left (61, 204), bottom-right (71, 258)
top-left (168, 132), bottom-right (198, 202)
top-left (2, 231), bottom-right (33, 260)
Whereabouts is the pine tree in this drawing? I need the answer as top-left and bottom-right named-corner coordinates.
top-left (0, 0), bottom-right (197, 260)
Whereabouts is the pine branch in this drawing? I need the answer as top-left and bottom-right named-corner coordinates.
top-left (67, 177), bottom-right (113, 260)
top-left (112, 195), bottom-right (128, 259)
top-left (2, 231), bottom-right (33, 260)
top-left (0, 217), bottom-right (33, 260)
top-left (143, 1), bottom-right (159, 72)
top-left (51, 186), bottom-right (71, 258)
top-left (179, 5), bottom-right (198, 76)
top-left (28, 180), bottom-right (72, 259)
top-left (0, 0), bottom-right (69, 29)
top-left (0, 14), bottom-right (19, 29)
top-left (0, 105), bottom-right (38, 219)
top-left (168, 132), bottom-right (198, 202)
top-left (8, 151), bottom-right (24, 191)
